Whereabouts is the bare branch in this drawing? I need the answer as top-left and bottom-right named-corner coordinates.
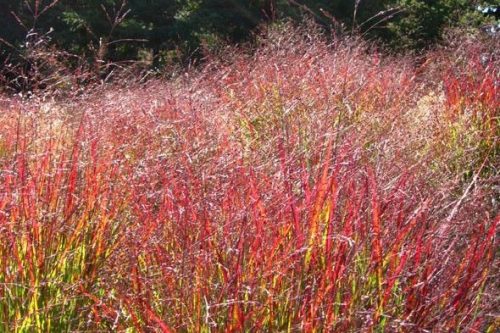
top-left (39, 0), bottom-right (61, 17)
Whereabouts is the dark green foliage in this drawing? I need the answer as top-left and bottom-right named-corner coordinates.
top-left (384, 0), bottom-right (498, 50)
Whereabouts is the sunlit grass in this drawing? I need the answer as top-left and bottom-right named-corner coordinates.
top-left (0, 25), bottom-right (498, 332)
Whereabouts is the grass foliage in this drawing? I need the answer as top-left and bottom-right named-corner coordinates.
top-left (0, 25), bottom-right (498, 332)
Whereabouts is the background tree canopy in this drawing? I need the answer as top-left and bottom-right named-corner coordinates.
top-left (0, 0), bottom-right (498, 71)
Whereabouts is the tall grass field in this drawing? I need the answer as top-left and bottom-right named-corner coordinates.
top-left (0, 26), bottom-right (498, 332)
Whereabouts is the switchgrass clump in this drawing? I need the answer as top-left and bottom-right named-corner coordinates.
top-left (0, 25), bottom-right (498, 332)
